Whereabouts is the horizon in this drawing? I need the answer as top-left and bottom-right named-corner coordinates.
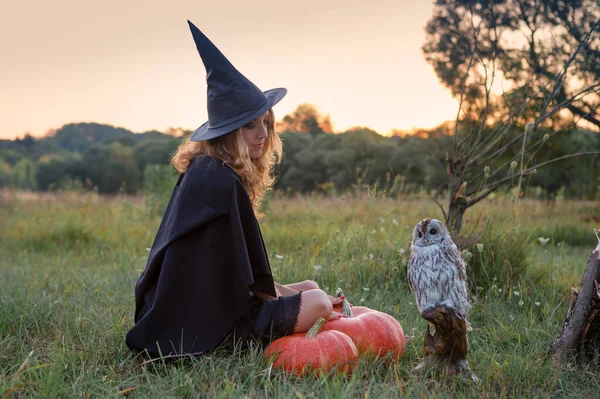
top-left (3, 110), bottom-right (458, 141)
top-left (1, 1), bottom-right (460, 140)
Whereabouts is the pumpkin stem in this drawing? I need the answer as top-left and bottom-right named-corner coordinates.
top-left (335, 287), bottom-right (354, 318)
top-left (305, 317), bottom-right (326, 338)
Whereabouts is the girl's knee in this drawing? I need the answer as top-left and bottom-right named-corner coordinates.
top-left (295, 289), bottom-right (332, 332)
top-left (311, 289), bottom-right (332, 318)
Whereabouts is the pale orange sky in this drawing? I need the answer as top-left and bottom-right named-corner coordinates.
top-left (0, 0), bottom-right (459, 139)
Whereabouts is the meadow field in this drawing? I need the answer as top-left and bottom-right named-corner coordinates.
top-left (1, 189), bottom-right (599, 398)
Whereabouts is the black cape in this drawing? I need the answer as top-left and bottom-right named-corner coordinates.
top-left (126, 156), bottom-right (276, 357)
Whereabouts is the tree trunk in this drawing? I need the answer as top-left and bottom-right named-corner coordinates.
top-left (413, 305), bottom-right (479, 383)
top-left (447, 197), bottom-right (468, 234)
top-left (446, 155), bottom-right (468, 233)
top-left (551, 242), bottom-right (600, 367)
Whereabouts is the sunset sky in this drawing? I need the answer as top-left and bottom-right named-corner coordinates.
top-left (0, 0), bottom-right (459, 140)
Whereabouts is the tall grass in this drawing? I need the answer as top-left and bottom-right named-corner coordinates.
top-left (1, 190), bottom-right (599, 397)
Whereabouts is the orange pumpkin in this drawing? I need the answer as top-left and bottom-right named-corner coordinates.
top-left (325, 295), bottom-right (405, 360)
top-left (342, 305), bottom-right (373, 316)
top-left (264, 318), bottom-right (358, 376)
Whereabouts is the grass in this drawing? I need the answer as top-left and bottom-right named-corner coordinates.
top-left (1, 189), bottom-right (599, 398)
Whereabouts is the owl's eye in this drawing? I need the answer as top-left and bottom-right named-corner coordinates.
top-left (418, 232), bottom-right (423, 238)
top-left (430, 229), bottom-right (437, 235)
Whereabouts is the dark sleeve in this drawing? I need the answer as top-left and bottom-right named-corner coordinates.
top-left (125, 162), bottom-right (275, 357)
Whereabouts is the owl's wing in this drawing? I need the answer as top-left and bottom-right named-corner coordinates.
top-left (407, 252), bottom-right (416, 292)
top-left (446, 244), bottom-right (467, 282)
top-left (452, 246), bottom-right (467, 282)
top-left (458, 256), bottom-right (467, 282)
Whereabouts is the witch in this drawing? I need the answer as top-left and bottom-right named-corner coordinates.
top-left (125, 21), bottom-right (345, 357)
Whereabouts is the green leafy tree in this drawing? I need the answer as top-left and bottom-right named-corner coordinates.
top-left (0, 149), bottom-right (24, 166)
top-left (35, 153), bottom-right (83, 191)
top-left (0, 160), bottom-right (12, 187)
top-left (134, 134), bottom-right (181, 173)
top-left (12, 158), bottom-right (37, 190)
top-left (82, 142), bottom-right (140, 194)
top-left (50, 123), bottom-right (136, 152)
top-left (278, 104), bottom-right (333, 136)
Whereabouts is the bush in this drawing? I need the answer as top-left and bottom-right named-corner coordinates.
top-left (143, 164), bottom-right (178, 216)
top-left (456, 222), bottom-right (532, 292)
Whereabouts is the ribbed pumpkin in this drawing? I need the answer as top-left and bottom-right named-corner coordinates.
top-left (324, 293), bottom-right (405, 360)
top-left (264, 318), bottom-right (358, 376)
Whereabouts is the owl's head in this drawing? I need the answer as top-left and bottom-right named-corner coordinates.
top-left (411, 218), bottom-right (450, 248)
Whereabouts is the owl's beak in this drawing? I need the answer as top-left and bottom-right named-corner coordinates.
top-left (423, 238), bottom-right (429, 246)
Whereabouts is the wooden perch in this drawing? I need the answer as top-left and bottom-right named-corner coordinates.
top-left (414, 305), bottom-right (479, 383)
top-left (551, 240), bottom-right (600, 367)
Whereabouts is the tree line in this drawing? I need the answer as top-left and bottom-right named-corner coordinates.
top-left (0, 104), bottom-right (598, 200)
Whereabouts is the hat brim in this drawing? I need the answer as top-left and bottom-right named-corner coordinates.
top-left (189, 88), bottom-right (287, 142)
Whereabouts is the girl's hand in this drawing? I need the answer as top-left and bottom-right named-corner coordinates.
top-left (328, 295), bottom-right (344, 307)
top-left (329, 295), bottom-right (353, 310)
top-left (329, 310), bottom-right (347, 320)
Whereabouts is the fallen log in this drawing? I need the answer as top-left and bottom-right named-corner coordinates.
top-left (551, 236), bottom-right (600, 367)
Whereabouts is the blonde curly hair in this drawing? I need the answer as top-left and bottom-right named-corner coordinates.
top-left (171, 109), bottom-right (282, 215)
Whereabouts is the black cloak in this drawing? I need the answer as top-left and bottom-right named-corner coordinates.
top-left (126, 156), bottom-right (276, 357)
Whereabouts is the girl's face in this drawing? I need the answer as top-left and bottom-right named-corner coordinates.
top-left (241, 111), bottom-right (270, 159)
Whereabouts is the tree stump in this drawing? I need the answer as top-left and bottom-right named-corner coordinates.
top-left (551, 241), bottom-right (600, 367)
top-left (413, 305), bottom-right (479, 383)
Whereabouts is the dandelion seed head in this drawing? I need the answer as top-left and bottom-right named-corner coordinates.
top-left (462, 250), bottom-right (473, 262)
top-left (538, 237), bottom-right (550, 246)
top-left (525, 122), bottom-right (535, 133)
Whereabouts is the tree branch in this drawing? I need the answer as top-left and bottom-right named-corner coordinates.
top-left (431, 195), bottom-right (448, 221)
top-left (471, 151), bottom-right (600, 198)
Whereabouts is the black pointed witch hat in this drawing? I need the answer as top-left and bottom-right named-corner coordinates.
top-left (186, 20), bottom-right (287, 142)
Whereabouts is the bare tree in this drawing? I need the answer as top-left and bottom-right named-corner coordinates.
top-left (424, 0), bottom-right (600, 232)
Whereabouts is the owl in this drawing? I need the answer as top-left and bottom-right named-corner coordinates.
top-left (407, 218), bottom-right (470, 322)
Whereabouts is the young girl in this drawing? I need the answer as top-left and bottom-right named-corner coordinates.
top-left (125, 21), bottom-right (343, 357)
